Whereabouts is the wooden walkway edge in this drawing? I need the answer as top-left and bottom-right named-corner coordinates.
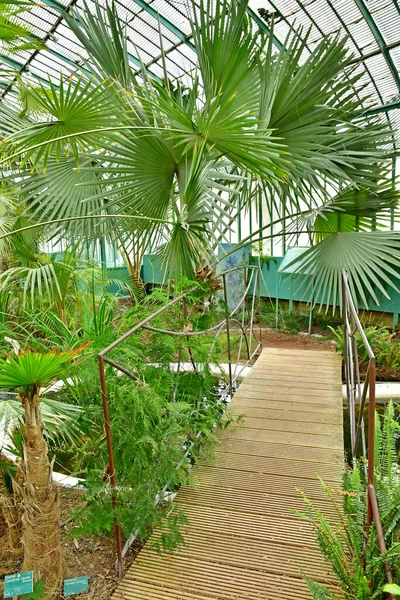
top-left (113, 347), bottom-right (344, 600)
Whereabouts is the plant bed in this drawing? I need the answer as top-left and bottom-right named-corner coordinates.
top-left (261, 329), bottom-right (335, 352)
top-left (0, 488), bottom-right (141, 600)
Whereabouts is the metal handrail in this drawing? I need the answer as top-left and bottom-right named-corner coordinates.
top-left (98, 264), bottom-right (263, 576)
top-left (342, 270), bottom-right (393, 596)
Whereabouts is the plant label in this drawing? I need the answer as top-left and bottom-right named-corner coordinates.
top-left (63, 577), bottom-right (89, 597)
top-left (4, 572), bottom-right (33, 598)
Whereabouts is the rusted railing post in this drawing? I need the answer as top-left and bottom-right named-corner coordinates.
top-left (342, 272), bottom-right (351, 407)
top-left (98, 355), bottom-right (124, 578)
top-left (257, 268), bottom-right (263, 345)
top-left (222, 273), bottom-right (233, 397)
top-left (367, 357), bottom-right (376, 530)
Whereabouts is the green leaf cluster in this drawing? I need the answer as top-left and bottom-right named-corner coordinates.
top-left (300, 402), bottom-right (400, 599)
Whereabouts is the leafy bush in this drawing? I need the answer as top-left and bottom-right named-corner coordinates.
top-left (299, 401), bottom-right (400, 599)
top-left (330, 324), bottom-right (400, 379)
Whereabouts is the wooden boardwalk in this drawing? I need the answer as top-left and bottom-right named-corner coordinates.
top-left (113, 347), bottom-right (344, 600)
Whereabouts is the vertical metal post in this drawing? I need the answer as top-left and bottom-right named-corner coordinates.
top-left (98, 355), bottom-right (124, 578)
top-left (367, 358), bottom-right (376, 530)
top-left (222, 273), bottom-right (233, 397)
top-left (342, 272), bottom-right (350, 404)
top-left (391, 157), bottom-right (396, 231)
top-left (257, 268), bottom-right (263, 345)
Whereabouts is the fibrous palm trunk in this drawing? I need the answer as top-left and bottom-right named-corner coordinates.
top-left (0, 474), bottom-right (23, 555)
top-left (0, 454), bottom-right (23, 555)
top-left (19, 391), bottom-right (62, 599)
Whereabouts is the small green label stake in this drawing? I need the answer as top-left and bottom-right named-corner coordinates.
top-left (4, 572), bottom-right (33, 598)
top-left (63, 577), bottom-right (89, 597)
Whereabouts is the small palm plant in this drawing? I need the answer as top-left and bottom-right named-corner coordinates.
top-left (0, 346), bottom-right (86, 598)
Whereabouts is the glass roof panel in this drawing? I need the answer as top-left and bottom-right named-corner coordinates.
top-left (0, 0), bottom-right (398, 148)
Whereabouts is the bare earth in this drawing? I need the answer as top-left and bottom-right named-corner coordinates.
top-left (261, 329), bottom-right (336, 352)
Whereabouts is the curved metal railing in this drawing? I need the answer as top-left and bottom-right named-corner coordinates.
top-left (98, 264), bottom-right (263, 575)
top-left (342, 269), bottom-right (394, 594)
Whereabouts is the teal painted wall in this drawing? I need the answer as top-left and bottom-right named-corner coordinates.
top-left (89, 252), bottom-right (400, 319)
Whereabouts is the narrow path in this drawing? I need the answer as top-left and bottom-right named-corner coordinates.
top-left (113, 347), bottom-right (344, 600)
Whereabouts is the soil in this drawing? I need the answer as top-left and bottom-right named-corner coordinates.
top-left (0, 488), bottom-right (141, 600)
top-left (261, 329), bottom-right (336, 352)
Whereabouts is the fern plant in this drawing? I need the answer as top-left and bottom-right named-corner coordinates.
top-left (299, 402), bottom-right (400, 599)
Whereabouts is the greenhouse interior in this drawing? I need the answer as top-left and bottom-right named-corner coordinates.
top-left (1, 0), bottom-right (400, 598)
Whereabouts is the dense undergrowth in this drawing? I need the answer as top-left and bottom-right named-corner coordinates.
top-left (331, 324), bottom-right (400, 380)
top-left (0, 278), bottom-right (240, 556)
top-left (301, 402), bottom-right (400, 599)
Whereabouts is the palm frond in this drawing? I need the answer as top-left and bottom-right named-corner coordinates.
top-left (283, 231), bottom-right (400, 312)
top-left (0, 346), bottom-right (87, 390)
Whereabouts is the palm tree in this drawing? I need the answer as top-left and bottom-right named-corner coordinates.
top-left (0, 347), bottom-right (85, 598)
top-left (0, 0), bottom-right (398, 306)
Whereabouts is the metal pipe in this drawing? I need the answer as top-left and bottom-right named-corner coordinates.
top-left (257, 268), bottom-right (263, 346)
top-left (223, 273), bottom-right (233, 397)
top-left (353, 364), bottom-right (370, 457)
top-left (98, 356), bottom-right (124, 577)
top-left (343, 273), bottom-right (375, 359)
top-left (367, 359), bottom-right (376, 529)
top-left (368, 485), bottom-right (394, 588)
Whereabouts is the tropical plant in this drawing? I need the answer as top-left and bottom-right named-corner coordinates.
top-left (330, 324), bottom-right (400, 380)
top-left (0, 1), bottom-right (44, 54)
top-left (0, 346), bottom-right (87, 599)
top-left (299, 401), bottom-right (400, 599)
top-left (0, 0), bottom-right (398, 303)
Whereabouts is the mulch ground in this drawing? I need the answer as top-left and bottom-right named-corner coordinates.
top-left (0, 489), bottom-right (140, 600)
top-left (261, 329), bottom-right (336, 352)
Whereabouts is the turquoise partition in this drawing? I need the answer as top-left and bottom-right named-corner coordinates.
top-left (141, 254), bottom-right (165, 285)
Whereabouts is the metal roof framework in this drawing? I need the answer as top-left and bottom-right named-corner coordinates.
top-left (0, 0), bottom-right (400, 150)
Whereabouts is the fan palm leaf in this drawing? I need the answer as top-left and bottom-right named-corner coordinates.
top-left (0, 346), bottom-right (87, 390)
top-left (0, 0), bottom-right (396, 284)
top-left (283, 231), bottom-right (400, 311)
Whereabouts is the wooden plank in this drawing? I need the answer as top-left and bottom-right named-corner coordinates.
top-left (229, 405), bottom-right (343, 424)
top-left (237, 416), bottom-right (342, 435)
top-left (177, 486), bottom-right (339, 520)
top-left (218, 426), bottom-right (343, 449)
top-left (218, 438), bottom-right (344, 463)
top-left (112, 347), bottom-right (344, 600)
top-left (193, 467), bottom-right (340, 499)
top-left (122, 555), bottom-right (331, 600)
top-left (239, 380), bottom-right (343, 392)
top-left (248, 371), bottom-right (340, 383)
top-left (148, 531), bottom-right (337, 582)
top-left (232, 397), bottom-right (341, 413)
top-left (206, 452), bottom-right (343, 480)
top-left (236, 385), bottom-right (342, 400)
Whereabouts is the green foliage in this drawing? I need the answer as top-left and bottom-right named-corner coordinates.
top-left (300, 403), bottom-right (400, 599)
top-left (22, 578), bottom-right (44, 600)
top-left (0, 346), bottom-right (86, 390)
top-left (55, 286), bottom-right (235, 552)
top-left (331, 324), bottom-right (400, 378)
top-left (0, 1), bottom-right (45, 54)
top-left (1, 0), bottom-right (397, 285)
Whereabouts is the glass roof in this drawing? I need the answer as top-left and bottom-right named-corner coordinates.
top-left (1, 0), bottom-right (399, 150)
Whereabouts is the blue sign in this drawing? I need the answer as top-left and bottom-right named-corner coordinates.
top-left (4, 572), bottom-right (33, 598)
top-left (63, 577), bottom-right (89, 597)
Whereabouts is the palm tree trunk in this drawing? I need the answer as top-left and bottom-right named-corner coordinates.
top-left (0, 480), bottom-right (23, 555)
top-left (20, 393), bottom-right (62, 599)
top-left (0, 462), bottom-right (23, 555)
